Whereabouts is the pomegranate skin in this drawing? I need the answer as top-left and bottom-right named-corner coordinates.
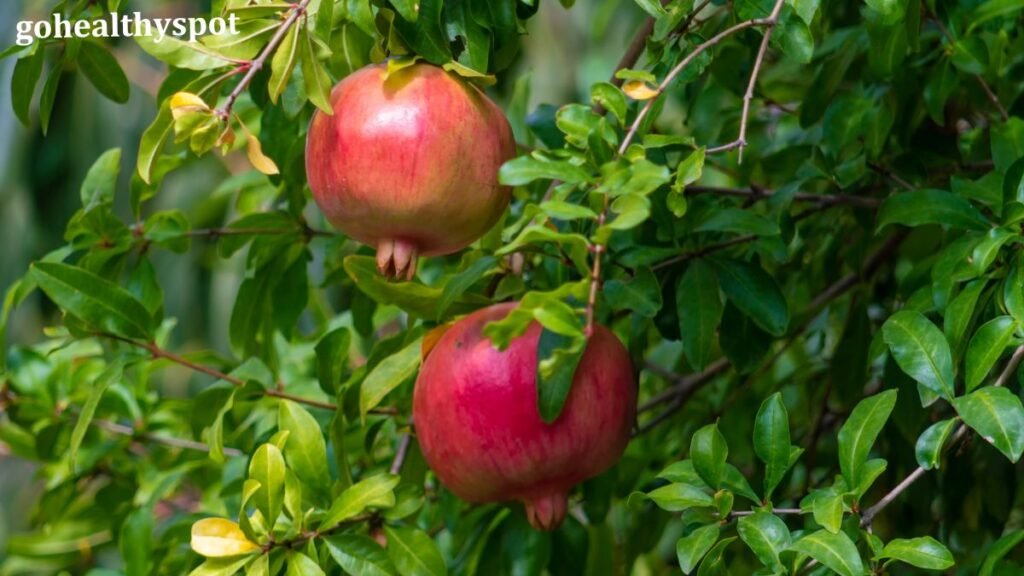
top-left (305, 63), bottom-right (515, 279)
top-left (413, 303), bottom-right (637, 530)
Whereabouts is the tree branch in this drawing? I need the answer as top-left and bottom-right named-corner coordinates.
top-left (686, 185), bottom-right (881, 209)
top-left (705, 0), bottom-right (787, 162)
top-left (90, 418), bottom-right (244, 457)
top-left (928, 12), bottom-right (1009, 122)
top-left (216, 0), bottom-right (313, 119)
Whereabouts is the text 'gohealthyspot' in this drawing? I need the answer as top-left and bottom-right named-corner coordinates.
top-left (15, 12), bottom-right (241, 46)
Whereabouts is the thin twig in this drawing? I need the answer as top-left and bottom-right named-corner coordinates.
top-left (705, 0), bottom-right (787, 162)
top-left (687, 185), bottom-right (881, 208)
top-left (729, 508), bottom-right (801, 517)
top-left (390, 433), bottom-right (413, 475)
top-left (91, 418), bottom-right (244, 457)
top-left (216, 0), bottom-right (313, 119)
top-left (867, 162), bottom-right (915, 192)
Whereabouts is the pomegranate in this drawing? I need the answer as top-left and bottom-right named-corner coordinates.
top-left (413, 303), bottom-right (637, 530)
top-left (305, 63), bottom-right (516, 279)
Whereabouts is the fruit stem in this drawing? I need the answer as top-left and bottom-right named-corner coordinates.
top-left (376, 239), bottom-right (419, 281)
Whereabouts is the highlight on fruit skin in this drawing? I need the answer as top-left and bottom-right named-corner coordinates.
top-left (305, 62), bottom-right (516, 280)
top-left (413, 302), bottom-right (637, 531)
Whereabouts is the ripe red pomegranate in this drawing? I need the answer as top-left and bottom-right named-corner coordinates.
top-left (413, 303), bottom-right (637, 530)
top-left (305, 63), bottom-right (515, 279)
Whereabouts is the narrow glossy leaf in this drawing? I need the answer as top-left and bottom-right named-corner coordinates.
top-left (120, 507), bottom-right (153, 576)
top-left (723, 463), bottom-right (760, 503)
top-left (322, 474), bottom-right (399, 528)
top-left (604, 267), bottom-right (662, 318)
top-left (1005, 256), bottom-right (1024, 326)
top-left (359, 338), bottom-right (422, 420)
top-left (789, 529), bottom-right (864, 576)
top-left (695, 209), bottom-right (779, 236)
top-left (696, 537), bottom-right (736, 576)
top-left (640, 483), bottom-right (715, 512)
top-left (966, 316), bottom-right (1018, 391)
top-left (11, 48), bottom-right (44, 126)
top-left (536, 329), bottom-right (585, 423)
top-left (268, 23), bottom-right (300, 103)
top-left (315, 327), bottom-right (351, 395)
top-left (69, 361), bottom-right (123, 468)
top-left (286, 552), bottom-right (325, 576)
top-left (137, 101), bottom-right (174, 184)
top-left (691, 423), bottom-right (728, 488)
top-left (278, 401), bottom-right (332, 492)
top-left (249, 444), bottom-right (285, 529)
top-left (677, 524), bottom-right (719, 574)
top-left (882, 311), bottom-right (955, 399)
top-left (677, 261), bottom-right (722, 371)
top-left (737, 512), bottom-right (790, 571)
top-left (980, 530), bottom-right (1024, 576)
top-left (325, 534), bottom-right (396, 576)
top-left (190, 518), bottom-right (259, 557)
top-left (300, 29), bottom-right (333, 115)
top-left (39, 59), bottom-right (62, 135)
top-left (915, 418), bottom-right (957, 470)
top-left (837, 389), bottom-right (897, 488)
top-left (945, 279), bottom-right (987, 355)
top-left (953, 387), bottom-right (1024, 462)
top-left (190, 556), bottom-right (256, 576)
top-left (81, 148), bottom-right (121, 209)
top-left (811, 491), bottom-right (844, 534)
top-left (383, 526), bottom-right (447, 576)
top-left (437, 256), bottom-right (498, 319)
top-left (79, 41), bottom-right (130, 103)
top-left (879, 537), bottom-right (954, 570)
top-left (499, 156), bottom-right (592, 185)
top-left (712, 258), bottom-right (789, 337)
top-left (30, 262), bottom-right (154, 339)
top-left (754, 393), bottom-right (791, 498)
top-left (877, 189), bottom-right (989, 231)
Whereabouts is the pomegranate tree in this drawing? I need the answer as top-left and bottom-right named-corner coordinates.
top-left (413, 303), bottom-right (637, 530)
top-left (305, 63), bottom-right (516, 279)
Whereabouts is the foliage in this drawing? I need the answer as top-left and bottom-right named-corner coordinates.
top-left (3, 0), bottom-right (1024, 574)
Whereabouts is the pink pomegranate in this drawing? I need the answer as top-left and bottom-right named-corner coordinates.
top-left (413, 303), bottom-right (637, 530)
top-left (305, 63), bottom-right (515, 279)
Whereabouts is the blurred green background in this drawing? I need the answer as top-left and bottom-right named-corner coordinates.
top-left (0, 0), bottom-right (645, 564)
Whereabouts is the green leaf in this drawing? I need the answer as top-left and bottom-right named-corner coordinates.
top-left (789, 529), bottom-right (865, 576)
top-left (359, 337), bottom-right (422, 420)
top-left (696, 537), bottom-right (736, 576)
top-left (639, 483), bottom-right (715, 512)
top-left (690, 423), bottom-right (728, 489)
top-left (954, 387), bottom-right (1024, 462)
top-left (712, 258), bottom-right (789, 337)
top-left (81, 149), bottom-right (122, 210)
top-left (383, 526), bottom-right (447, 576)
top-left (722, 464), bottom-right (760, 503)
top-left (970, 0), bottom-right (1024, 31)
top-left (980, 530), bottom-right (1024, 576)
top-left (30, 262), bottom-right (154, 339)
top-left (316, 327), bottom-right (351, 396)
top-left (993, 117), bottom-right (1024, 173)
top-left (879, 537), bottom-right (954, 570)
top-left (536, 328), bottom-right (585, 423)
top-left (69, 361), bottom-right (123, 468)
top-left (632, 0), bottom-right (668, 17)
top-left (603, 267), bottom-right (662, 318)
top-left (737, 512), bottom-right (790, 572)
top-left (499, 156), bottom-right (592, 186)
top-left (837, 389), bottom-right (898, 489)
top-left (591, 82), bottom-right (627, 124)
top-left (120, 507), bottom-right (154, 576)
top-left (345, 256), bottom-right (490, 317)
top-left (300, 29), bottom-right (333, 115)
top-left (325, 534), bottom-right (397, 576)
top-left (677, 261), bottom-right (723, 371)
top-left (278, 400), bottom-right (332, 493)
top-left (778, 18), bottom-right (814, 64)
top-left (322, 474), bottom-right (400, 528)
top-left (882, 311), bottom-right (955, 400)
top-left (877, 189), bottom-right (989, 231)
top-left (754, 393), bottom-right (792, 499)
top-left (137, 101), bottom-right (174, 184)
top-left (286, 552), bottom-right (325, 576)
top-left (391, 0), bottom-right (420, 21)
top-left (269, 23), bottom-right (301, 103)
top-left (966, 316), bottom-right (1018, 391)
top-left (437, 256), bottom-right (498, 319)
top-left (811, 490), bottom-right (844, 534)
top-left (946, 279), bottom-right (987, 356)
top-left (79, 41), bottom-right (130, 103)
top-left (915, 418), bottom-right (957, 470)
top-left (38, 58), bottom-right (62, 135)
top-left (12, 48), bottom-right (44, 126)
top-left (695, 209), bottom-right (779, 236)
top-left (249, 443), bottom-right (286, 530)
top-left (676, 524), bottom-right (719, 574)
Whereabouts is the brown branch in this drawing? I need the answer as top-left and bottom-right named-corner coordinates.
top-left (91, 418), bottom-right (244, 457)
top-left (216, 0), bottom-right (313, 119)
top-left (390, 432), bottom-right (413, 475)
top-left (183, 226), bottom-right (334, 239)
top-left (705, 0), bottom-right (787, 162)
top-left (686, 185), bottom-right (881, 209)
top-left (867, 162), bottom-right (915, 192)
top-left (729, 508), bottom-right (801, 517)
